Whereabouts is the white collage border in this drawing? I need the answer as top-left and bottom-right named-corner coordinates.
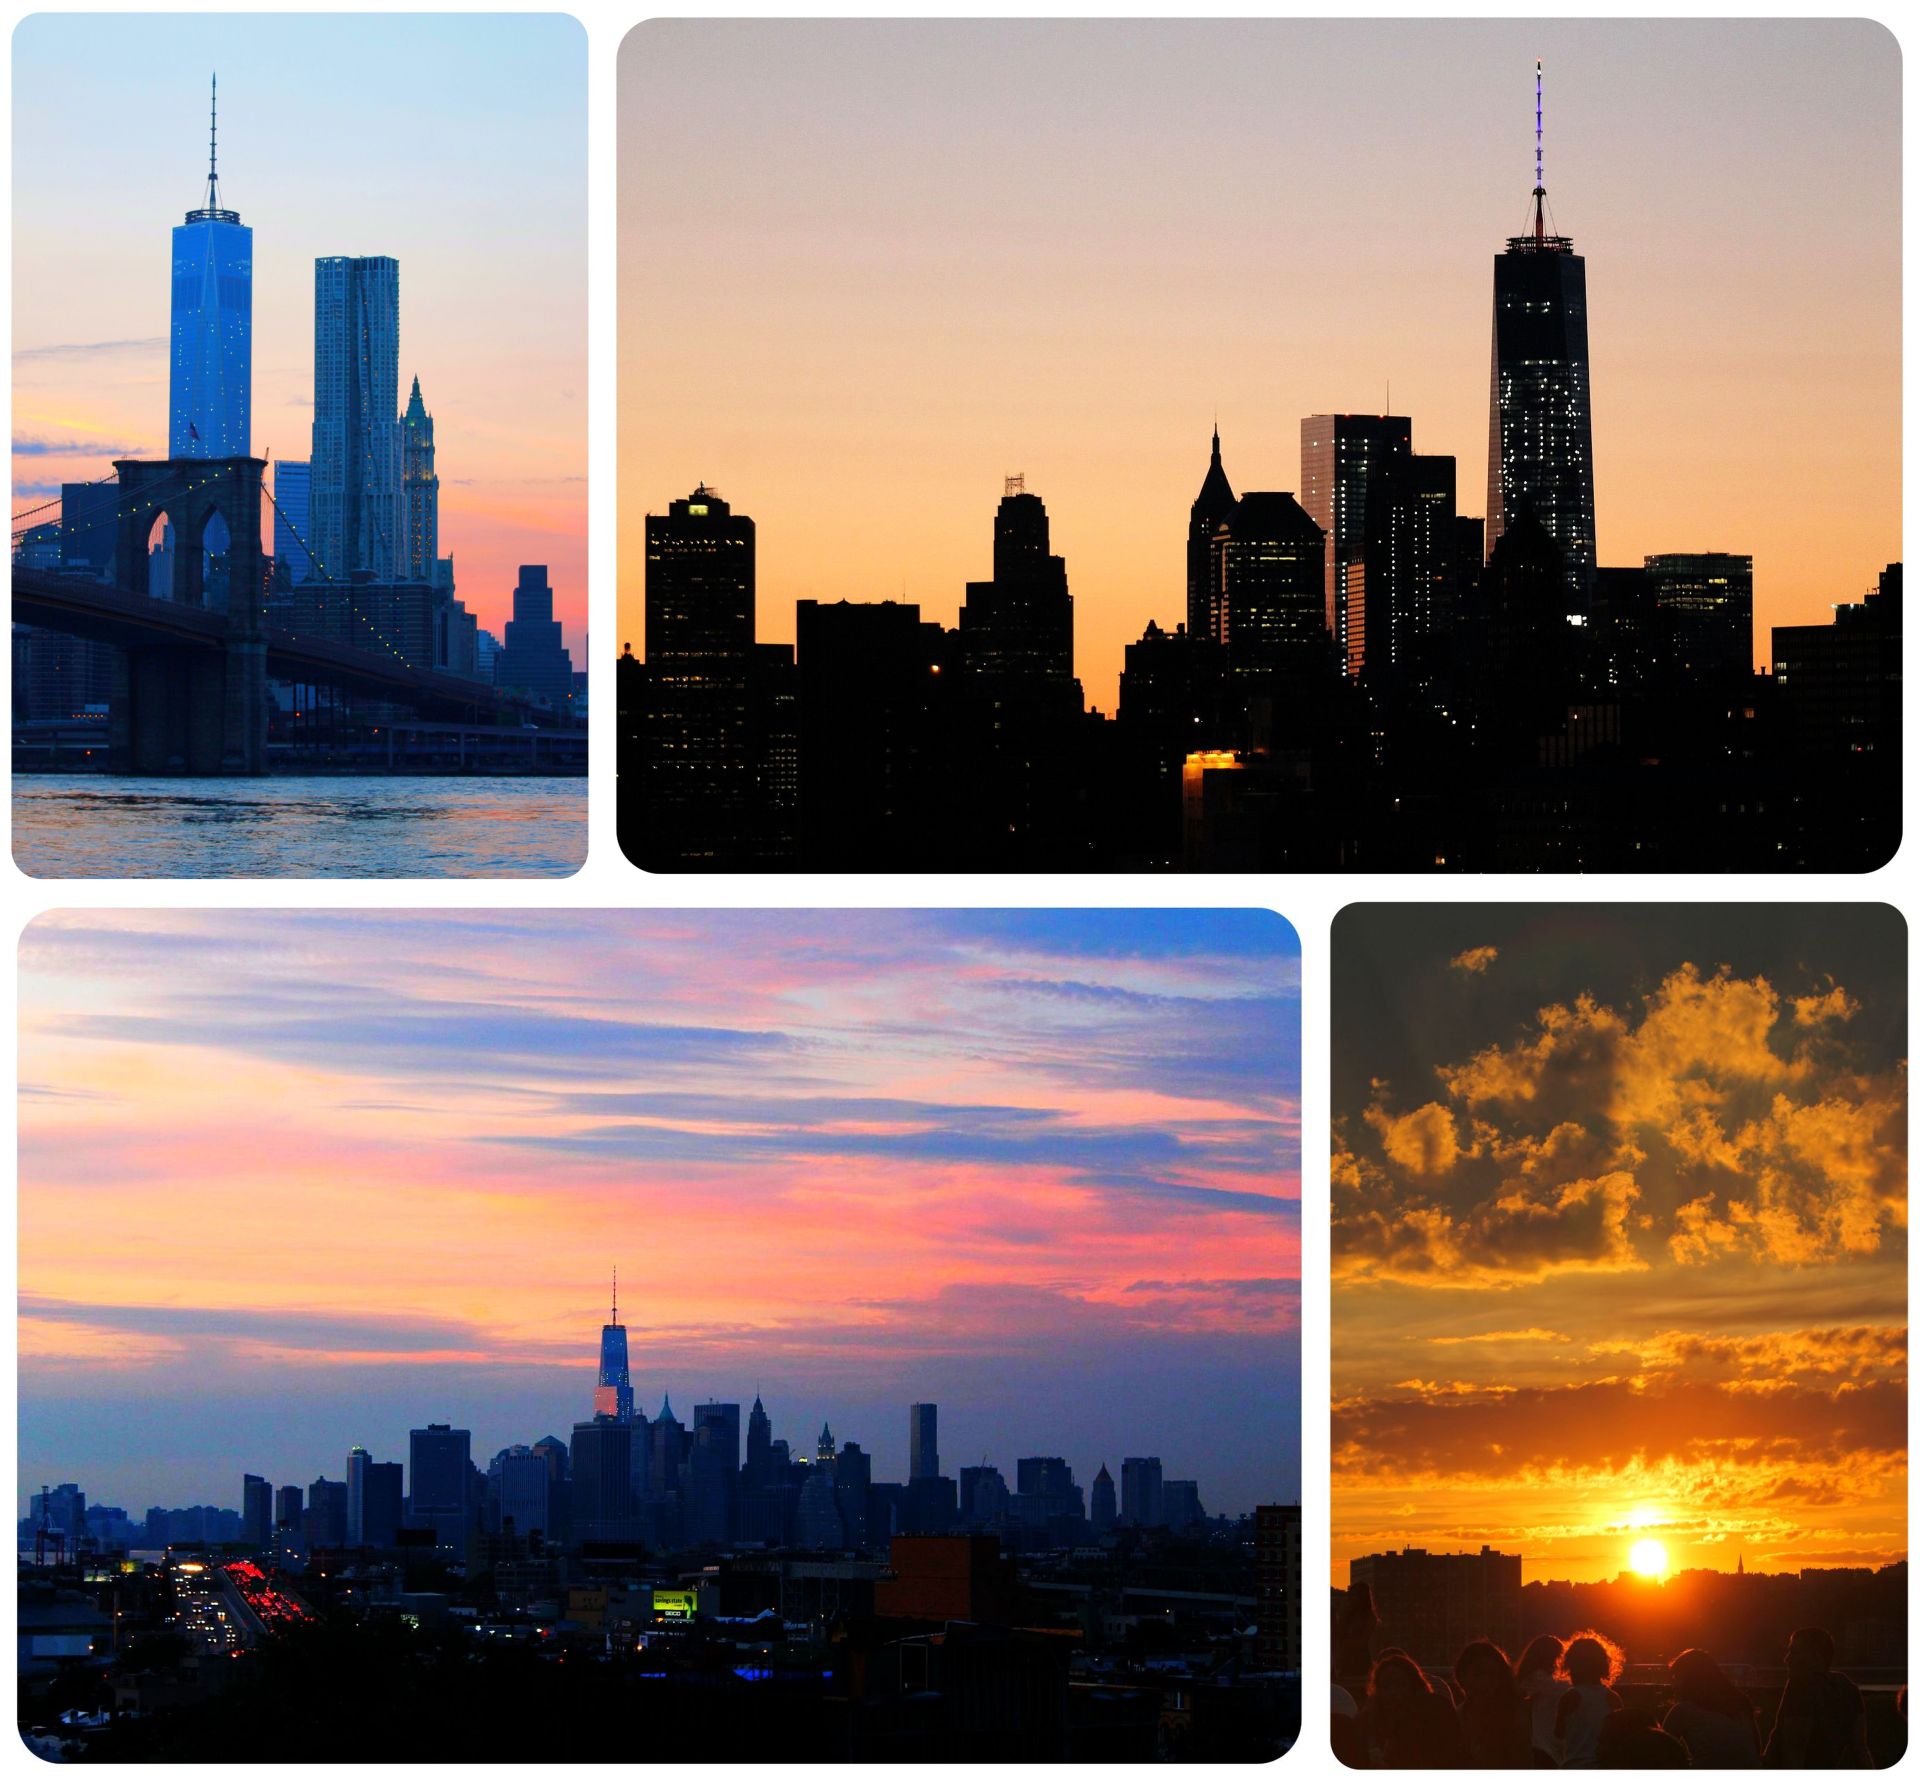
top-left (1, 2), bottom-right (1912, 1775)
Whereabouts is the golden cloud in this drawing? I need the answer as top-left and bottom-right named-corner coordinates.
top-left (1332, 1374), bottom-right (1907, 1483)
top-left (1365, 1100), bottom-right (1460, 1177)
top-left (1333, 1166), bottom-right (1645, 1288)
top-left (1342, 961), bottom-right (1905, 1278)
top-left (1794, 985), bottom-right (1860, 1027)
top-left (1591, 1323), bottom-right (1907, 1385)
top-left (1451, 945), bottom-right (1499, 974)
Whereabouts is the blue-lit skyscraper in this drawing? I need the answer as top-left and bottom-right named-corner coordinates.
top-left (311, 253), bottom-right (401, 582)
top-left (169, 77), bottom-right (251, 459)
top-left (594, 1270), bottom-right (634, 1421)
top-left (272, 460), bottom-right (314, 585)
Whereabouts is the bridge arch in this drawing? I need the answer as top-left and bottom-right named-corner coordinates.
top-left (113, 457), bottom-right (264, 632)
top-left (110, 456), bottom-right (269, 772)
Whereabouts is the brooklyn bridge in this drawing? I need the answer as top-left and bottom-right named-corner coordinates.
top-left (12, 455), bottom-right (571, 775)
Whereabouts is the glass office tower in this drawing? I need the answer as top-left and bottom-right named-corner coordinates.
top-left (168, 80), bottom-right (252, 459)
top-left (311, 254), bottom-right (402, 581)
top-left (1486, 123), bottom-right (1597, 609)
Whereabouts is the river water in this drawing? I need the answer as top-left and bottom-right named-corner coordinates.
top-left (12, 776), bottom-right (587, 878)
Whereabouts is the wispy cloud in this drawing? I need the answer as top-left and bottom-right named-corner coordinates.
top-left (13, 336), bottom-right (165, 362)
top-left (13, 435), bottom-right (147, 458)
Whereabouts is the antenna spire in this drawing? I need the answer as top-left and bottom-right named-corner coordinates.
top-left (208, 73), bottom-right (220, 208)
top-left (1532, 59), bottom-right (1546, 242)
top-left (611, 1265), bottom-right (618, 1323)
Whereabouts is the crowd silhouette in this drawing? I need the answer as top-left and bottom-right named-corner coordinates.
top-left (1332, 1586), bottom-right (1892, 1768)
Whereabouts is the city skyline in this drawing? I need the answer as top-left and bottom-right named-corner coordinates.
top-left (13, 15), bottom-right (586, 651)
top-left (19, 909), bottom-right (1300, 1519)
top-left (44, 1362), bottom-right (1229, 1544)
top-left (619, 19), bottom-right (1898, 713)
top-left (1331, 906), bottom-right (1907, 1588)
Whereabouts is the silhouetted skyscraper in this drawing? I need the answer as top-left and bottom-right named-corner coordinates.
top-left (345, 1445), bottom-right (370, 1545)
top-left (909, 1403), bottom-right (939, 1481)
top-left (1359, 451), bottom-right (1458, 676)
top-left (170, 77), bottom-right (251, 459)
top-left (1210, 493), bottom-right (1327, 669)
top-left (689, 1403), bottom-right (741, 1545)
top-left (794, 597), bottom-right (960, 868)
top-left (273, 1483), bottom-right (303, 1530)
top-left (745, 1394), bottom-right (773, 1488)
top-left (1091, 1463), bottom-right (1117, 1535)
top-left (361, 1461), bottom-right (403, 1547)
top-left (650, 1396), bottom-right (687, 1491)
top-left (1188, 426), bottom-right (1238, 639)
top-left (640, 485), bottom-right (756, 860)
top-left (1300, 415), bottom-right (1410, 655)
top-left (594, 1271), bottom-right (634, 1422)
top-left (242, 1473), bottom-right (272, 1546)
top-left (408, 1423), bottom-right (472, 1555)
top-left (400, 374), bottom-right (440, 583)
top-left (570, 1418), bottom-right (636, 1544)
top-left (497, 1447), bottom-right (552, 1543)
top-left (834, 1438), bottom-right (872, 1549)
top-left (311, 254), bottom-right (401, 581)
top-left (1120, 1456), bottom-right (1164, 1528)
top-left (960, 479), bottom-right (1073, 684)
top-left (794, 1463), bottom-right (843, 1549)
top-left (1487, 62), bottom-right (1596, 605)
top-left (1644, 551), bottom-right (1753, 682)
top-left (305, 1477), bottom-right (348, 1548)
top-left (960, 1464), bottom-right (1009, 1527)
top-left (494, 566), bottom-right (575, 710)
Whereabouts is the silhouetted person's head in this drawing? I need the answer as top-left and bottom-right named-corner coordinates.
top-left (1668, 1647), bottom-right (1751, 1719)
top-left (1561, 1631), bottom-right (1624, 1688)
top-left (1455, 1638), bottom-right (1515, 1701)
top-left (1786, 1627), bottom-right (1836, 1680)
top-left (1514, 1634), bottom-right (1564, 1681)
top-left (1598, 1708), bottom-right (1691, 1769)
top-left (1369, 1651), bottom-right (1431, 1706)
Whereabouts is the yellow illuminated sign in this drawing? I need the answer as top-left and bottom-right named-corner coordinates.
top-left (652, 1589), bottom-right (697, 1619)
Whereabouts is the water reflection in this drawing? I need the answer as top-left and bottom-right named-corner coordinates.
top-left (13, 776), bottom-right (587, 878)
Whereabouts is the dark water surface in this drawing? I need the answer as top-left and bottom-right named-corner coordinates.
top-left (13, 776), bottom-right (587, 878)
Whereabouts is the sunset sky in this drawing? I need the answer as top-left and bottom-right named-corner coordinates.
top-left (18, 910), bottom-right (1299, 1519)
top-left (619, 19), bottom-right (1899, 710)
top-left (12, 15), bottom-right (587, 652)
top-left (1332, 905), bottom-right (1906, 1588)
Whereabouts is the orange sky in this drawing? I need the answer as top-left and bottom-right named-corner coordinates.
top-left (1331, 906), bottom-right (1907, 1588)
top-left (12, 17), bottom-right (586, 651)
top-left (18, 910), bottom-right (1299, 1516)
top-left (618, 20), bottom-right (1898, 709)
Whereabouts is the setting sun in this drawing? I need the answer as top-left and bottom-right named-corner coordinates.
top-left (1630, 1538), bottom-right (1669, 1579)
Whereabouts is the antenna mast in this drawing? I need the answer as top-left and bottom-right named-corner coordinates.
top-left (1532, 59), bottom-right (1546, 242)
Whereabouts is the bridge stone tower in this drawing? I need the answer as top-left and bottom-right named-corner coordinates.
top-left (110, 456), bottom-right (269, 774)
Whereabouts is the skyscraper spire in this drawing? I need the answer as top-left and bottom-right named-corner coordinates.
top-left (611, 1264), bottom-right (618, 1323)
top-left (208, 73), bottom-right (221, 211)
top-left (593, 1274), bottom-right (633, 1421)
top-left (1532, 59), bottom-right (1546, 242)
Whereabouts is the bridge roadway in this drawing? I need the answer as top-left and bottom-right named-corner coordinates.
top-left (13, 566), bottom-right (558, 728)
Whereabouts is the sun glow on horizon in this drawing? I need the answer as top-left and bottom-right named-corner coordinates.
top-left (1630, 1537), bottom-right (1669, 1579)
